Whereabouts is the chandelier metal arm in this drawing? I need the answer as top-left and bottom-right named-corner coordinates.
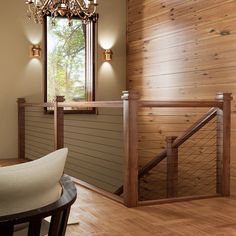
top-left (42, 0), bottom-right (51, 10)
top-left (26, 0), bottom-right (98, 24)
top-left (74, 0), bottom-right (97, 17)
top-left (75, 0), bottom-right (89, 12)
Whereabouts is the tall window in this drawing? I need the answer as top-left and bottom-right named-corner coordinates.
top-left (45, 16), bottom-right (95, 113)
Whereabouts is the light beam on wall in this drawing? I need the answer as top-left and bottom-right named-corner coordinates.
top-left (23, 21), bottom-right (42, 45)
top-left (99, 33), bottom-right (117, 50)
top-left (26, 58), bottom-right (42, 77)
top-left (99, 62), bottom-right (115, 77)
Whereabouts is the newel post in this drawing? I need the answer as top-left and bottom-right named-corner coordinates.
top-left (17, 98), bottom-right (26, 160)
top-left (166, 136), bottom-right (178, 198)
top-left (54, 96), bottom-right (65, 150)
top-left (216, 92), bottom-right (232, 196)
top-left (122, 91), bottom-right (139, 207)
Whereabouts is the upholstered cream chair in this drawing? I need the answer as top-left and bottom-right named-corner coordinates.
top-left (0, 148), bottom-right (70, 236)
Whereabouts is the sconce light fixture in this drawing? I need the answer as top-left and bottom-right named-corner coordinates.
top-left (103, 49), bottom-right (113, 62)
top-left (29, 44), bottom-right (41, 58)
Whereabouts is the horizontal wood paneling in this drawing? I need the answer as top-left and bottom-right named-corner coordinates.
top-left (128, 0), bottom-right (236, 199)
top-left (25, 107), bottom-right (124, 193)
top-left (25, 109), bottom-right (55, 160)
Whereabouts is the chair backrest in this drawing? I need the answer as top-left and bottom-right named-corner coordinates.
top-left (0, 175), bottom-right (77, 236)
top-left (0, 148), bottom-right (68, 217)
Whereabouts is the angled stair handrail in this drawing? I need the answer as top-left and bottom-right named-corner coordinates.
top-left (139, 107), bottom-right (218, 178)
top-left (115, 107), bottom-right (218, 196)
top-left (172, 107), bottom-right (218, 148)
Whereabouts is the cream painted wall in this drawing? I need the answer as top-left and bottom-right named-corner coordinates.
top-left (0, 1), bottom-right (43, 159)
top-left (97, 0), bottom-right (126, 100)
top-left (0, 0), bottom-right (126, 159)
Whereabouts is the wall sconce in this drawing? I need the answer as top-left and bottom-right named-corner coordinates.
top-left (103, 49), bottom-right (113, 61)
top-left (29, 44), bottom-right (42, 58)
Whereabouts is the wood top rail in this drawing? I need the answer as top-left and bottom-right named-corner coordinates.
top-left (140, 100), bottom-right (223, 108)
top-left (20, 101), bottom-right (123, 108)
top-left (21, 102), bottom-right (54, 108)
top-left (20, 100), bottom-right (223, 109)
top-left (58, 101), bottom-right (123, 108)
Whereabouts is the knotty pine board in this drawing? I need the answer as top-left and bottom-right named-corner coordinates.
top-left (127, 0), bottom-right (236, 199)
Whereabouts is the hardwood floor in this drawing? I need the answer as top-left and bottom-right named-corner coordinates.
top-left (66, 185), bottom-right (236, 236)
top-left (1, 159), bottom-right (236, 235)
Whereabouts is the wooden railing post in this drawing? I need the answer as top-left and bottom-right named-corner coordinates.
top-left (166, 136), bottom-right (178, 198)
top-left (17, 98), bottom-right (26, 160)
top-left (216, 92), bottom-right (232, 196)
top-left (54, 96), bottom-right (65, 150)
top-left (122, 91), bottom-right (139, 207)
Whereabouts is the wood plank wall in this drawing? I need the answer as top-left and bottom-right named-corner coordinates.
top-left (24, 107), bottom-right (124, 193)
top-left (127, 0), bottom-right (236, 197)
top-left (64, 108), bottom-right (124, 192)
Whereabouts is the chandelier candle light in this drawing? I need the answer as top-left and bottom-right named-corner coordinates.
top-left (26, 0), bottom-right (98, 24)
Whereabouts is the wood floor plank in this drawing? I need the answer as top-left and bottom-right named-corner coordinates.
top-left (66, 184), bottom-right (236, 235)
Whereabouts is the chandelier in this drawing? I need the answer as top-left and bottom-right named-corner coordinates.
top-left (26, 0), bottom-right (98, 24)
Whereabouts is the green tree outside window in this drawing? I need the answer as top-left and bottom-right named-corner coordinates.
top-left (45, 16), bottom-right (95, 112)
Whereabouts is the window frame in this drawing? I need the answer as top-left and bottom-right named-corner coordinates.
top-left (43, 16), bottom-right (97, 114)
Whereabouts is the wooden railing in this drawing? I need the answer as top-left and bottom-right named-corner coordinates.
top-left (143, 93), bottom-right (231, 204)
top-left (17, 91), bottom-right (232, 208)
top-left (139, 107), bottom-right (218, 178)
top-left (17, 97), bottom-right (125, 205)
top-left (114, 92), bottom-right (232, 206)
top-left (114, 107), bottom-right (219, 196)
top-left (18, 97), bottom-right (123, 153)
